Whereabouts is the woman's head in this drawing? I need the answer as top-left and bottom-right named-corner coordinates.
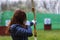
top-left (9, 9), bottom-right (27, 26)
top-left (5, 9), bottom-right (27, 34)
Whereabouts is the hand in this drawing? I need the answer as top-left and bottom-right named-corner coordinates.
top-left (32, 20), bottom-right (36, 24)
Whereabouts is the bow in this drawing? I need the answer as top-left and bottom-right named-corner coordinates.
top-left (31, 0), bottom-right (37, 40)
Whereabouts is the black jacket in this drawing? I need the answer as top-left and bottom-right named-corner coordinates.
top-left (9, 24), bottom-right (33, 40)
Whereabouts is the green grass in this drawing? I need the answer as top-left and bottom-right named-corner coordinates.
top-left (0, 30), bottom-right (60, 40)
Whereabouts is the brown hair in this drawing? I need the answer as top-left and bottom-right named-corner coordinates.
top-left (5, 9), bottom-right (27, 34)
top-left (9, 9), bottom-right (27, 26)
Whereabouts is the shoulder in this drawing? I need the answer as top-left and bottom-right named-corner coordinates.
top-left (11, 24), bottom-right (20, 27)
top-left (10, 24), bottom-right (21, 30)
top-left (9, 24), bottom-right (21, 32)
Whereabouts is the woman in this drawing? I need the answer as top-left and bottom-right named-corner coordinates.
top-left (8, 9), bottom-right (35, 40)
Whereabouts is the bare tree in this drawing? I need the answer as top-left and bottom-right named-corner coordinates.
top-left (1, 3), bottom-right (7, 11)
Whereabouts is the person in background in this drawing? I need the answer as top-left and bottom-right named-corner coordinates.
top-left (7, 9), bottom-right (36, 40)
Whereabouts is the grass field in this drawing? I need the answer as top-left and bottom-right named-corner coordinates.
top-left (0, 30), bottom-right (60, 40)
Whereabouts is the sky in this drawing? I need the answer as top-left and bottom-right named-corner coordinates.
top-left (0, 0), bottom-right (18, 1)
top-left (0, 0), bottom-right (60, 3)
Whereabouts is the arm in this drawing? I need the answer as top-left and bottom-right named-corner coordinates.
top-left (25, 21), bottom-right (34, 26)
top-left (30, 22), bottom-right (33, 26)
top-left (15, 26), bottom-right (33, 37)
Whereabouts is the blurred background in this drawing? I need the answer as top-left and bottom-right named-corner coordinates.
top-left (0, 0), bottom-right (60, 40)
top-left (0, 0), bottom-right (60, 13)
